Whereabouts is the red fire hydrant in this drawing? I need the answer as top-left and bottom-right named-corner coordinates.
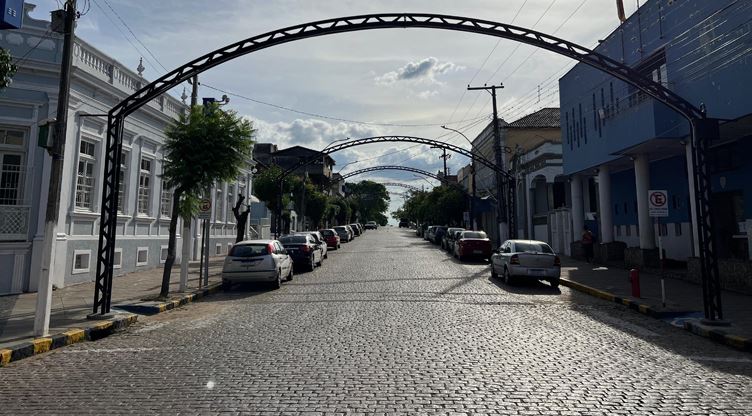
top-left (629, 268), bottom-right (641, 298)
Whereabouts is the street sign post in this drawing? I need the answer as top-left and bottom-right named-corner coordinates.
top-left (648, 190), bottom-right (668, 218)
top-left (649, 189), bottom-right (668, 307)
top-left (198, 198), bottom-right (211, 219)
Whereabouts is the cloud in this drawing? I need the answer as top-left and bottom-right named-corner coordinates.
top-left (249, 117), bottom-right (384, 151)
top-left (375, 57), bottom-right (462, 85)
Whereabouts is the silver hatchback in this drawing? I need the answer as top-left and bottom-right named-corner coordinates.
top-left (221, 240), bottom-right (294, 290)
top-left (490, 240), bottom-right (561, 288)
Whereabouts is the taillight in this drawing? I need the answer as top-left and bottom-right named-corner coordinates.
top-left (554, 256), bottom-right (561, 266)
top-left (510, 254), bottom-right (520, 265)
top-left (458, 240), bottom-right (465, 246)
top-left (302, 245), bottom-right (311, 253)
top-left (267, 243), bottom-right (275, 254)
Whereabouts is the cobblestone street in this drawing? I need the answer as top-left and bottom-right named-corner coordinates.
top-left (2, 228), bottom-right (751, 415)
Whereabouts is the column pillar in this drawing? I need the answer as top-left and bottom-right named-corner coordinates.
top-left (634, 155), bottom-right (655, 249)
top-left (685, 142), bottom-right (700, 257)
top-left (598, 165), bottom-right (614, 243)
top-left (570, 175), bottom-right (584, 242)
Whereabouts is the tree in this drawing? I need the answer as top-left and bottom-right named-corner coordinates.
top-left (253, 165), bottom-right (300, 233)
top-left (303, 183), bottom-right (329, 229)
top-left (345, 181), bottom-right (390, 222)
top-left (160, 104), bottom-right (254, 298)
top-left (0, 48), bottom-right (16, 91)
top-left (232, 194), bottom-right (251, 243)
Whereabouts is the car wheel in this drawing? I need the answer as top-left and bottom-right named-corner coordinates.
top-left (221, 279), bottom-right (231, 292)
top-left (549, 278), bottom-right (560, 288)
top-left (272, 270), bottom-right (282, 290)
top-left (308, 258), bottom-right (316, 272)
top-left (491, 265), bottom-right (498, 279)
top-left (324, 252), bottom-right (328, 259)
top-left (503, 267), bottom-right (514, 285)
top-left (287, 267), bottom-right (294, 281)
top-left (316, 255), bottom-right (323, 266)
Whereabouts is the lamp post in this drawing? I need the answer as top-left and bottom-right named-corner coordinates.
top-left (441, 125), bottom-right (477, 230)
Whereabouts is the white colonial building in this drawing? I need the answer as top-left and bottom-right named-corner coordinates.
top-left (0, 4), bottom-right (266, 295)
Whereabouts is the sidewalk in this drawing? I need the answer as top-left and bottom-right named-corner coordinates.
top-left (0, 258), bottom-right (224, 348)
top-left (561, 257), bottom-right (752, 343)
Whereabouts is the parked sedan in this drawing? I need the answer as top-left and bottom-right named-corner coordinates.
top-left (221, 240), bottom-right (293, 290)
top-left (349, 224), bottom-right (362, 237)
top-left (279, 234), bottom-right (323, 271)
top-left (442, 228), bottom-right (465, 251)
top-left (432, 226), bottom-right (448, 245)
top-left (333, 226), bottom-right (352, 242)
top-left (491, 240), bottom-right (561, 288)
top-left (453, 230), bottom-right (493, 261)
top-left (319, 228), bottom-right (341, 249)
top-left (294, 231), bottom-right (327, 259)
top-left (365, 221), bottom-right (378, 230)
top-left (424, 226), bottom-right (438, 241)
top-left (346, 224), bottom-right (358, 238)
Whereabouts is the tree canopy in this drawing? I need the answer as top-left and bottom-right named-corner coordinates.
top-left (0, 48), bottom-right (17, 91)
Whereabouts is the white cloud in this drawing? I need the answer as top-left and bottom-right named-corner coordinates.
top-left (249, 117), bottom-right (384, 151)
top-left (375, 57), bottom-right (463, 85)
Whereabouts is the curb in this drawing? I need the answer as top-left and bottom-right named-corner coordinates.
top-left (560, 278), bottom-right (752, 352)
top-left (116, 282), bottom-right (222, 315)
top-left (0, 314), bottom-right (138, 367)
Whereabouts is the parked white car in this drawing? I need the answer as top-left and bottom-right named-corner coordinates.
top-left (221, 240), bottom-right (293, 290)
top-left (491, 240), bottom-right (561, 288)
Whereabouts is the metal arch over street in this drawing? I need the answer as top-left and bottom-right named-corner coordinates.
top-left (340, 166), bottom-right (446, 184)
top-left (95, 12), bottom-right (720, 321)
top-left (279, 136), bottom-right (511, 180)
top-left (380, 183), bottom-right (422, 192)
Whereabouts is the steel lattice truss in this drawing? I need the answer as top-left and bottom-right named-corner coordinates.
top-left (380, 182), bottom-right (422, 192)
top-left (279, 136), bottom-right (511, 181)
top-left (95, 13), bottom-right (718, 320)
top-left (338, 165), bottom-right (448, 183)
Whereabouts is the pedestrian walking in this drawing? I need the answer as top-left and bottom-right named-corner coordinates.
top-left (582, 226), bottom-right (595, 263)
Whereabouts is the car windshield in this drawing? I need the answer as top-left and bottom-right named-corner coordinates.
top-left (279, 236), bottom-right (308, 244)
top-left (461, 231), bottom-right (487, 239)
top-left (320, 230), bottom-right (335, 236)
top-left (515, 242), bottom-right (554, 254)
top-left (229, 244), bottom-right (269, 257)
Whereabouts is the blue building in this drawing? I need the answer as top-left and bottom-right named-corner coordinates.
top-left (559, 0), bottom-right (752, 284)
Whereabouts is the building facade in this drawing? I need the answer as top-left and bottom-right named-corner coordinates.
top-left (0, 4), bottom-right (258, 295)
top-left (559, 0), bottom-right (752, 284)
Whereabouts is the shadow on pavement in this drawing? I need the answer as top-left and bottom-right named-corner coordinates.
top-left (487, 275), bottom-right (563, 296)
top-left (565, 289), bottom-right (752, 377)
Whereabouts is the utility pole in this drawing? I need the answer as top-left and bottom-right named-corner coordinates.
top-left (179, 75), bottom-right (198, 292)
top-left (468, 83), bottom-right (505, 247)
top-left (34, 0), bottom-right (77, 336)
top-left (430, 146), bottom-right (451, 178)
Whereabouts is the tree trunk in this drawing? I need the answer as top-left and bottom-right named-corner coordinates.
top-left (160, 187), bottom-right (184, 298)
top-left (232, 193), bottom-right (250, 243)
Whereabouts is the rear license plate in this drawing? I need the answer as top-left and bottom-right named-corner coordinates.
top-left (528, 269), bottom-right (545, 276)
top-left (473, 250), bottom-right (483, 254)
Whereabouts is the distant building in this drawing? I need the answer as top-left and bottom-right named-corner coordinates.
top-left (470, 108), bottom-right (561, 245)
top-left (253, 143), bottom-right (336, 189)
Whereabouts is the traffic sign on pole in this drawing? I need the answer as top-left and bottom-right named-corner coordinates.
top-left (649, 190), bottom-right (668, 217)
top-left (197, 198), bottom-right (212, 219)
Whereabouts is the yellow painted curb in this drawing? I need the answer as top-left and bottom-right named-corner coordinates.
top-left (32, 338), bottom-right (52, 354)
top-left (725, 335), bottom-right (749, 349)
top-left (91, 321), bottom-right (113, 331)
top-left (63, 329), bottom-right (86, 345)
top-left (638, 304), bottom-right (650, 314)
top-left (0, 349), bottom-right (11, 366)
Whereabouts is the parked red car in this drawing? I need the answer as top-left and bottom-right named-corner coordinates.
top-left (319, 229), bottom-right (341, 250)
top-left (453, 230), bottom-right (493, 261)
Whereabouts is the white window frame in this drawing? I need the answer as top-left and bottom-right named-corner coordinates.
top-left (214, 186), bottom-right (223, 222)
top-left (136, 247), bottom-right (149, 266)
top-left (137, 158), bottom-right (153, 215)
top-left (117, 150), bottom-right (129, 213)
top-left (0, 126), bottom-right (27, 206)
top-left (75, 140), bottom-right (97, 210)
top-left (72, 249), bottom-right (91, 274)
top-left (227, 242), bottom-right (233, 253)
top-left (215, 243), bottom-right (222, 255)
top-left (113, 248), bottom-right (123, 269)
top-left (160, 187), bottom-right (173, 217)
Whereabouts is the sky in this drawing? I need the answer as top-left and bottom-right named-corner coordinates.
top-left (29, 0), bottom-right (641, 221)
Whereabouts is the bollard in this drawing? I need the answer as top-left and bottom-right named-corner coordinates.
top-left (629, 268), bottom-right (641, 298)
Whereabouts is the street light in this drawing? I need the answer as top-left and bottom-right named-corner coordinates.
top-left (335, 160), bottom-right (359, 174)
